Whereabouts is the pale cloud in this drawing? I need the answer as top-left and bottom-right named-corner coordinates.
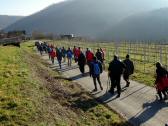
top-left (0, 0), bottom-right (67, 16)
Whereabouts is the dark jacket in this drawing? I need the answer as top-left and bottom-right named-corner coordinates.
top-left (78, 53), bottom-right (86, 66)
top-left (96, 51), bottom-right (103, 62)
top-left (56, 49), bottom-right (62, 61)
top-left (156, 66), bottom-right (168, 82)
top-left (123, 59), bottom-right (134, 75)
top-left (108, 59), bottom-right (126, 77)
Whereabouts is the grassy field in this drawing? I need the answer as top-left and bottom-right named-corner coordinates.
top-left (0, 42), bottom-right (130, 126)
top-left (48, 40), bottom-right (168, 86)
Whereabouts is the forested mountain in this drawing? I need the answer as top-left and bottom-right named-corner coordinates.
top-left (4, 0), bottom-right (168, 41)
top-left (101, 8), bottom-right (168, 41)
top-left (0, 15), bottom-right (23, 30)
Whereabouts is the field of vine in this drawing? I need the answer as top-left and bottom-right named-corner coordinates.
top-left (51, 40), bottom-right (168, 86)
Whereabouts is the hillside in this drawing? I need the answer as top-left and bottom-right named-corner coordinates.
top-left (101, 8), bottom-right (168, 41)
top-left (4, 0), bottom-right (166, 40)
top-left (0, 15), bottom-right (23, 30)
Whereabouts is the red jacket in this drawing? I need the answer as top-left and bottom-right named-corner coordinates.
top-left (73, 48), bottom-right (76, 53)
top-left (75, 49), bottom-right (81, 58)
top-left (156, 76), bottom-right (168, 91)
top-left (50, 50), bottom-right (56, 58)
top-left (86, 51), bottom-right (94, 62)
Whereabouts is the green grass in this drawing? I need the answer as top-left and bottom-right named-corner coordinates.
top-left (0, 42), bottom-right (130, 126)
top-left (0, 46), bottom-right (36, 125)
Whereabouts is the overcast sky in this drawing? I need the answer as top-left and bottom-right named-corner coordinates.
top-left (1, 0), bottom-right (168, 16)
top-left (0, 0), bottom-right (66, 16)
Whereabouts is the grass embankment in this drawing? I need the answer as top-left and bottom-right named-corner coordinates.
top-left (0, 42), bottom-right (130, 126)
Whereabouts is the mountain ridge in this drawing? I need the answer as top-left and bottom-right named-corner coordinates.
top-left (4, 0), bottom-right (168, 41)
top-left (101, 8), bottom-right (168, 41)
top-left (0, 15), bottom-right (23, 30)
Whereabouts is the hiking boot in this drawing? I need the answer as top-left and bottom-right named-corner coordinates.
top-left (92, 89), bottom-right (98, 92)
top-left (164, 96), bottom-right (168, 100)
top-left (126, 82), bottom-right (130, 87)
top-left (108, 90), bottom-right (114, 95)
top-left (116, 94), bottom-right (120, 98)
top-left (82, 73), bottom-right (85, 77)
top-left (159, 97), bottom-right (163, 101)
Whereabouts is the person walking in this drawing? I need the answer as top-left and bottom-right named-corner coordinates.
top-left (123, 54), bottom-right (134, 87)
top-left (90, 56), bottom-right (103, 92)
top-left (86, 49), bottom-right (94, 73)
top-left (155, 62), bottom-right (168, 101)
top-left (76, 47), bottom-right (81, 62)
top-left (96, 49), bottom-right (103, 63)
top-left (100, 48), bottom-right (105, 70)
top-left (108, 55), bottom-right (126, 98)
top-left (47, 45), bottom-right (52, 59)
top-left (62, 47), bottom-right (67, 62)
top-left (50, 49), bottom-right (56, 64)
top-left (73, 46), bottom-right (78, 62)
top-left (56, 48), bottom-right (63, 69)
top-left (67, 47), bottom-right (73, 66)
top-left (86, 49), bottom-right (94, 64)
top-left (78, 51), bottom-right (86, 75)
top-left (38, 44), bottom-right (43, 55)
top-left (85, 48), bottom-right (89, 57)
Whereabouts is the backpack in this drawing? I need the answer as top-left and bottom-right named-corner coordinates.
top-left (123, 59), bottom-right (134, 75)
top-left (93, 62), bottom-right (100, 75)
top-left (67, 51), bottom-right (72, 58)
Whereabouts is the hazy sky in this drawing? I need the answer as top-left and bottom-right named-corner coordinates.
top-left (1, 0), bottom-right (168, 16)
top-left (0, 0), bottom-right (66, 16)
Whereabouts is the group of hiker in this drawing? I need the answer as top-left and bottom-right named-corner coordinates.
top-left (35, 41), bottom-right (168, 100)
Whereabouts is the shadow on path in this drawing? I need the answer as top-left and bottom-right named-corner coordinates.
top-left (96, 92), bottom-right (118, 103)
top-left (52, 65), bottom-right (79, 72)
top-left (71, 98), bottom-right (99, 112)
top-left (54, 76), bottom-right (72, 81)
top-left (129, 99), bottom-right (168, 126)
top-left (120, 86), bottom-right (147, 100)
top-left (50, 63), bottom-right (67, 68)
top-left (69, 72), bottom-right (90, 81)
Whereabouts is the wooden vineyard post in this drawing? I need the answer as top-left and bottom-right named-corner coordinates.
top-left (165, 46), bottom-right (167, 69)
top-left (154, 43), bottom-right (157, 63)
top-left (160, 45), bottom-right (163, 64)
top-left (115, 42), bottom-right (118, 56)
top-left (134, 42), bottom-right (137, 70)
top-left (107, 48), bottom-right (110, 62)
top-left (124, 41), bottom-right (127, 56)
top-left (143, 45), bottom-right (146, 74)
top-left (127, 41), bottom-right (130, 54)
top-left (134, 42), bottom-right (136, 61)
top-left (166, 48), bottom-right (168, 69)
top-left (147, 42), bottom-right (150, 62)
